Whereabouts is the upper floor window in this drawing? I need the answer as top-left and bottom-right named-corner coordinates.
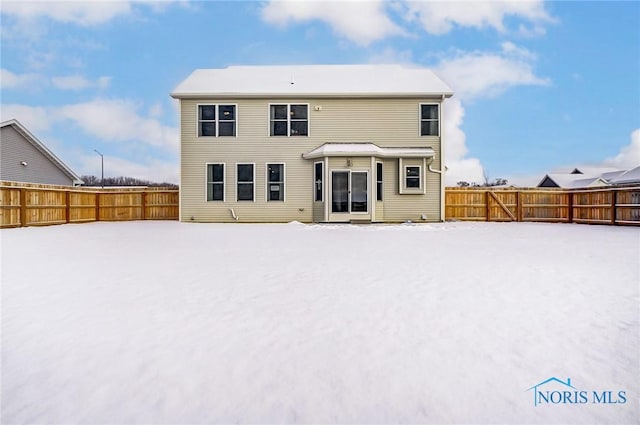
top-left (270, 104), bottom-right (308, 136)
top-left (420, 104), bottom-right (439, 136)
top-left (198, 104), bottom-right (236, 137)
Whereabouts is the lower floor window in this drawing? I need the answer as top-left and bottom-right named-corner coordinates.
top-left (376, 162), bottom-right (383, 201)
top-left (267, 163), bottom-right (284, 201)
top-left (237, 164), bottom-right (254, 201)
top-left (406, 166), bottom-right (421, 188)
top-left (206, 163), bottom-right (224, 201)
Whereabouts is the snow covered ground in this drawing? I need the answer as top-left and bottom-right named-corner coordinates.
top-left (1, 221), bottom-right (638, 424)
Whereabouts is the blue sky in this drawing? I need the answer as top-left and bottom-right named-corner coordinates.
top-left (1, 1), bottom-right (638, 185)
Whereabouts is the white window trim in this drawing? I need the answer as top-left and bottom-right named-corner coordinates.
top-left (205, 162), bottom-right (225, 202)
top-left (314, 161), bottom-right (324, 202)
top-left (399, 158), bottom-right (426, 194)
top-left (265, 162), bottom-right (286, 202)
top-left (419, 103), bottom-right (440, 137)
top-left (376, 161), bottom-right (383, 202)
top-left (196, 103), bottom-right (238, 138)
top-left (236, 162), bottom-right (256, 202)
top-left (268, 103), bottom-right (310, 137)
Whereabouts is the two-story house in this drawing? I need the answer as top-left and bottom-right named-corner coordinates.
top-left (171, 64), bottom-right (453, 223)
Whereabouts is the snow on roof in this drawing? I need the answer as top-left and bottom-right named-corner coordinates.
top-left (171, 64), bottom-right (454, 98)
top-left (608, 165), bottom-right (640, 184)
top-left (600, 170), bottom-right (627, 181)
top-left (302, 142), bottom-right (435, 159)
top-left (538, 173), bottom-right (609, 189)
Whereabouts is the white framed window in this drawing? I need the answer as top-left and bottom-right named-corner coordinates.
top-left (376, 162), bottom-right (383, 201)
top-left (420, 104), bottom-right (439, 136)
top-left (266, 163), bottom-right (285, 202)
top-left (236, 163), bottom-right (255, 201)
top-left (269, 104), bottom-right (308, 136)
top-left (198, 104), bottom-right (236, 137)
top-left (206, 163), bottom-right (225, 201)
top-left (405, 166), bottom-right (421, 189)
top-left (314, 161), bottom-right (323, 202)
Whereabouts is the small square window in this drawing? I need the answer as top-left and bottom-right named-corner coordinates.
top-left (406, 166), bottom-right (421, 188)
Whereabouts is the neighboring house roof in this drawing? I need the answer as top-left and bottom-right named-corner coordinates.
top-left (537, 173), bottom-right (608, 188)
top-left (0, 119), bottom-right (83, 185)
top-left (538, 165), bottom-right (640, 188)
top-left (302, 142), bottom-right (435, 159)
top-left (608, 165), bottom-right (640, 185)
top-left (171, 64), bottom-right (454, 99)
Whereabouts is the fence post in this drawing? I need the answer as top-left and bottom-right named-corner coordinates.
top-left (19, 188), bottom-right (27, 227)
top-left (516, 191), bottom-right (523, 222)
top-left (141, 191), bottom-right (147, 220)
top-left (95, 192), bottom-right (100, 222)
top-left (485, 190), bottom-right (490, 221)
top-left (611, 189), bottom-right (617, 225)
top-left (65, 191), bottom-right (71, 223)
top-left (567, 191), bottom-right (573, 223)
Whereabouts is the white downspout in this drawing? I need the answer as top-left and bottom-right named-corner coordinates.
top-left (440, 94), bottom-right (446, 222)
top-left (229, 208), bottom-right (239, 221)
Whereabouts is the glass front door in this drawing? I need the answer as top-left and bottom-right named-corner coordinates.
top-left (331, 171), bottom-right (349, 213)
top-left (331, 171), bottom-right (368, 214)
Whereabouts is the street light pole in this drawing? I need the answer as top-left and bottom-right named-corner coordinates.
top-left (94, 149), bottom-right (104, 188)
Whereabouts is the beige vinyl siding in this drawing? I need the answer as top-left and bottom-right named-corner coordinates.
top-left (382, 157), bottom-right (442, 222)
top-left (312, 202), bottom-right (324, 223)
top-left (180, 97), bottom-right (442, 223)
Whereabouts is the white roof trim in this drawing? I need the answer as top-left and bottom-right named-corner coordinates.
top-left (302, 142), bottom-right (435, 159)
top-left (1, 119), bottom-right (84, 185)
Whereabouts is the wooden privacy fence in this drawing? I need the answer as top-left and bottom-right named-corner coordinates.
top-left (446, 186), bottom-right (640, 226)
top-left (0, 181), bottom-right (178, 228)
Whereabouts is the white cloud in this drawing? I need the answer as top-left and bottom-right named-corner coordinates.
top-left (604, 129), bottom-right (640, 169)
top-left (405, 0), bottom-right (554, 35)
top-left (51, 75), bottom-right (111, 90)
top-left (0, 104), bottom-right (52, 132)
top-left (441, 98), bottom-right (485, 185)
top-left (57, 99), bottom-right (178, 153)
top-left (1, 1), bottom-right (133, 26)
top-left (1, 98), bottom-right (178, 154)
top-left (429, 43), bottom-right (550, 184)
top-left (368, 47), bottom-right (414, 65)
top-left (0, 68), bottom-right (41, 89)
top-left (435, 44), bottom-right (550, 101)
top-left (261, 0), bottom-right (405, 46)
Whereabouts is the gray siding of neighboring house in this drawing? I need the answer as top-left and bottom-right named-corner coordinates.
top-left (180, 97), bottom-right (443, 223)
top-left (0, 126), bottom-right (75, 186)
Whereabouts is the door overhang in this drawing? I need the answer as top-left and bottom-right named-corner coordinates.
top-left (302, 142), bottom-right (435, 160)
